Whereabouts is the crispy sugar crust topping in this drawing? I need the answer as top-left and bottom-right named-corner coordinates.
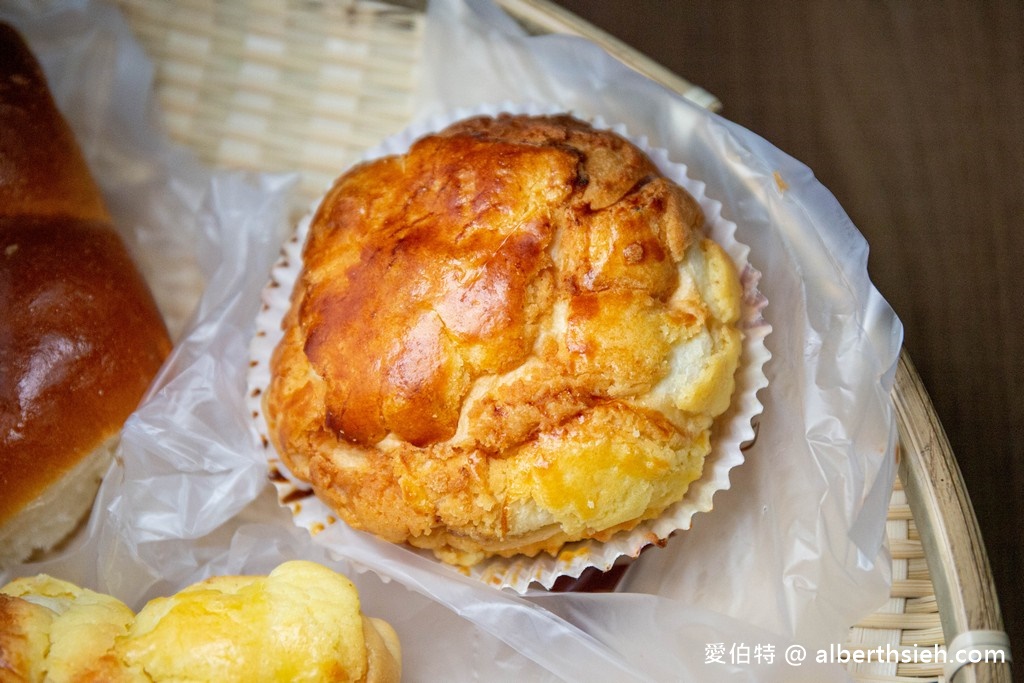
top-left (265, 114), bottom-right (742, 565)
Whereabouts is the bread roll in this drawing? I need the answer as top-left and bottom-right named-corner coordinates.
top-left (263, 114), bottom-right (743, 566)
top-left (0, 23), bottom-right (171, 567)
top-left (0, 561), bottom-right (402, 682)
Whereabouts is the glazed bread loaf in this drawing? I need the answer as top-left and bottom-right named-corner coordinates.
top-left (264, 113), bottom-right (743, 566)
top-left (0, 561), bottom-right (402, 682)
top-left (0, 23), bottom-right (171, 566)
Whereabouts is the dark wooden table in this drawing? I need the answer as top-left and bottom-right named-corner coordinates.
top-left (551, 0), bottom-right (1023, 674)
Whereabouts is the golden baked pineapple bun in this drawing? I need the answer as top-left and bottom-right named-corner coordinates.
top-left (0, 561), bottom-right (401, 682)
top-left (264, 113), bottom-right (743, 566)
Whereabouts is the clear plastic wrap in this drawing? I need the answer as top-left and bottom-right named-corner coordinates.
top-left (1, 1), bottom-right (902, 681)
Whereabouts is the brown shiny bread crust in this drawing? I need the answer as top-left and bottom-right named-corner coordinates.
top-left (266, 113), bottom-right (742, 565)
top-left (0, 23), bottom-right (171, 526)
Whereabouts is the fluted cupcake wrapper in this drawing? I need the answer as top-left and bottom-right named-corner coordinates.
top-left (248, 102), bottom-right (771, 593)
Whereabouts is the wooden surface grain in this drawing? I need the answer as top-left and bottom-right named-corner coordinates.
top-left (549, 0), bottom-right (1022, 672)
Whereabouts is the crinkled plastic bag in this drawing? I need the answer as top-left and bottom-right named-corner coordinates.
top-left (1, 1), bottom-right (902, 681)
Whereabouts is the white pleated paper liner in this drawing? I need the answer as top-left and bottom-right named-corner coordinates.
top-left (247, 102), bottom-right (771, 593)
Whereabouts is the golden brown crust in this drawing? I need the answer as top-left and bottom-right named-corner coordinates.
top-left (0, 218), bottom-right (170, 525)
top-left (0, 24), bottom-right (108, 224)
top-left (362, 616), bottom-right (402, 683)
top-left (265, 113), bottom-right (742, 565)
top-left (0, 562), bottom-right (401, 682)
top-left (0, 574), bottom-right (135, 683)
top-left (0, 24), bottom-right (171, 533)
top-left (0, 592), bottom-right (51, 682)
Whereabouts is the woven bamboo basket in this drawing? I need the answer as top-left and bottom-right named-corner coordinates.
top-left (110, 1), bottom-right (1010, 681)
